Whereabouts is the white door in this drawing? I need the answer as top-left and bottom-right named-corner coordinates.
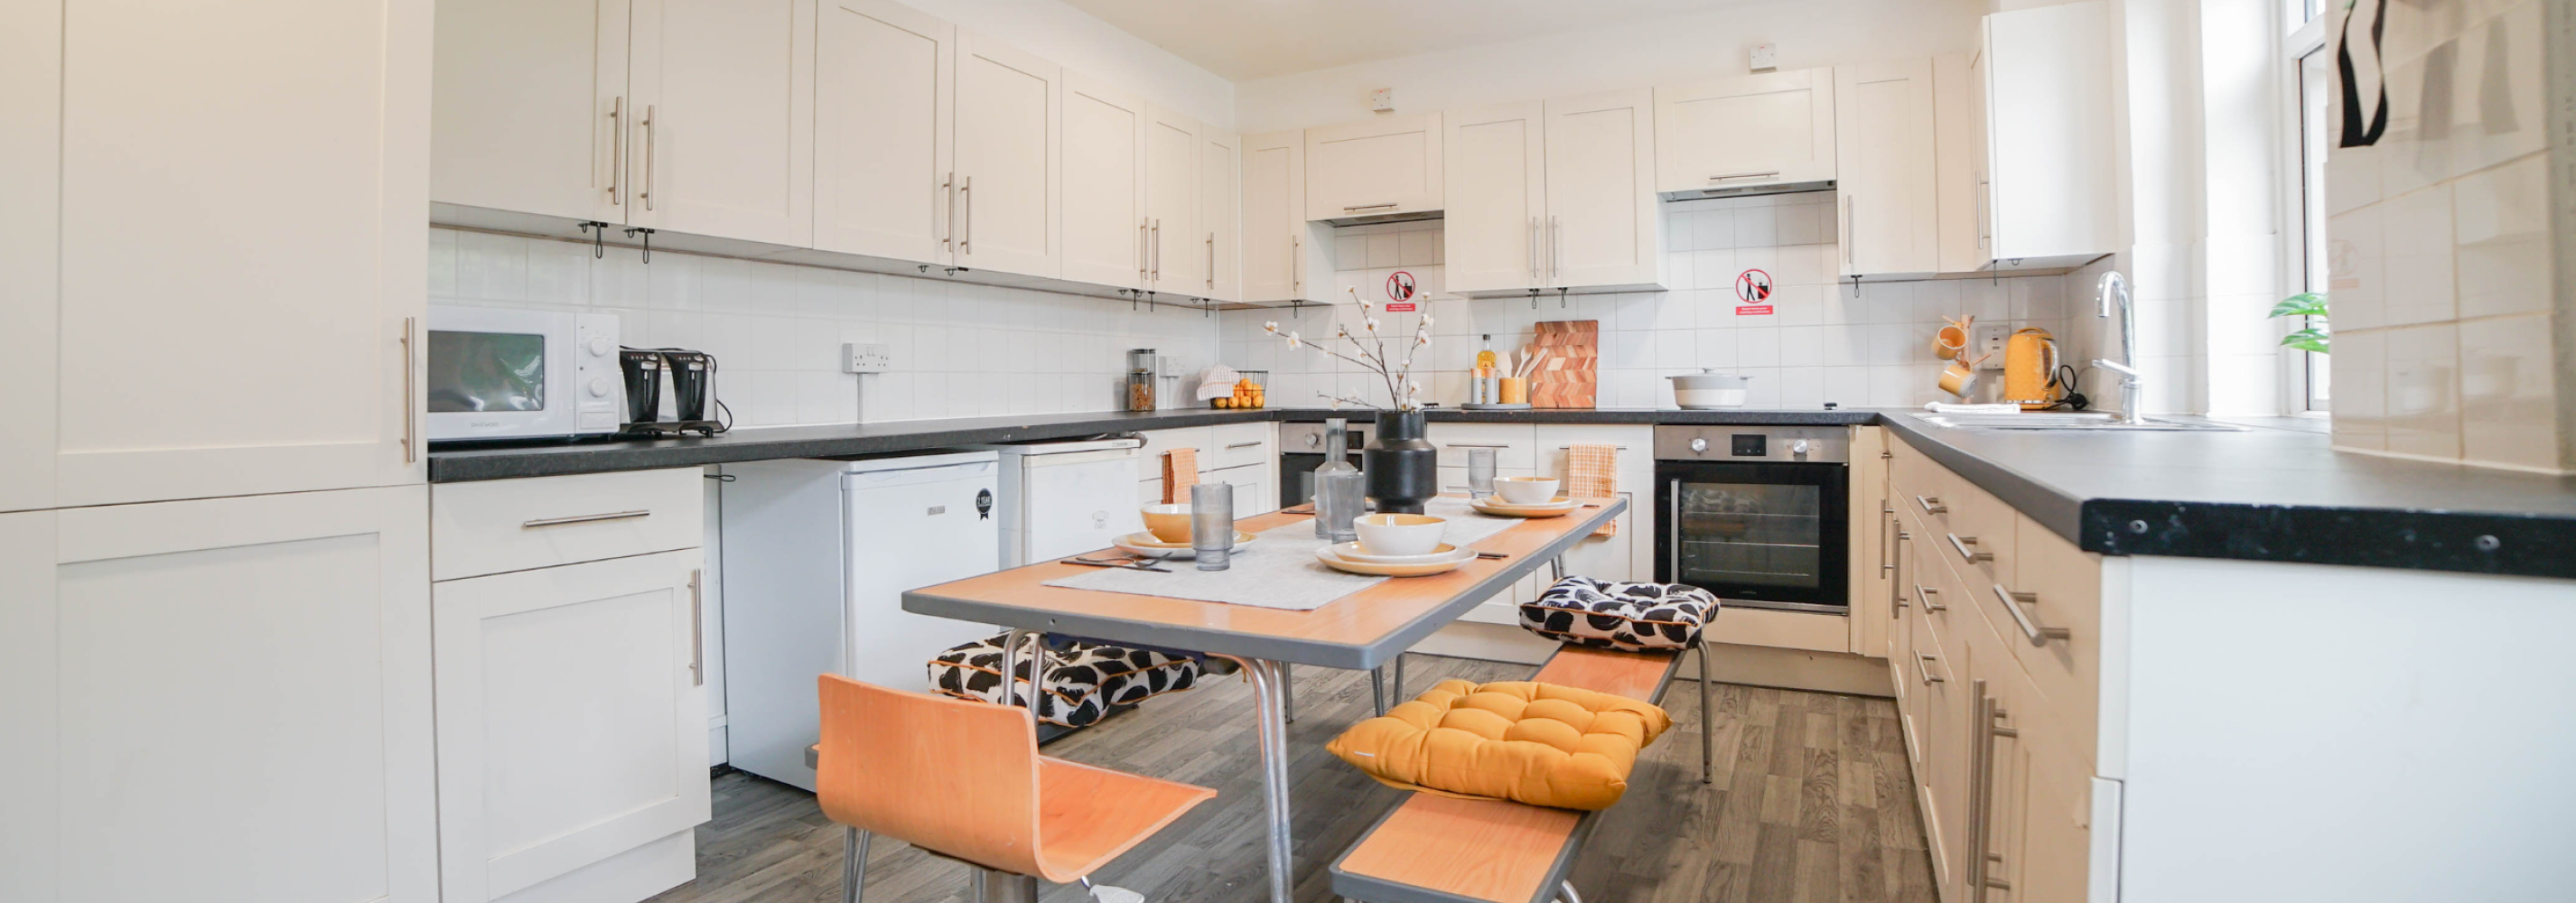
top-left (1442, 101), bottom-right (1545, 295)
top-left (1200, 128), bottom-right (1241, 303)
top-left (0, 0), bottom-right (58, 514)
top-left (433, 550), bottom-right (709, 903)
top-left (1143, 104), bottom-right (1202, 294)
top-left (1060, 74), bottom-right (1145, 289)
top-left (1545, 88), bottom-right (1663, 291)
top-left (431, 0), bottom-right (629, 224)
top-left (953, 31), bottom-right (1061, 278)
top-left (51, 0), bottom-right (426, 507)
top-left (628, 0), bottom-right (816, 247)
top-left (0, 489), bottom-right (437, 903)
top-left (1655, 68), bottom-right (1837, 194)
top-left (1304, 112), bottom-right (1443, 220)
top-left (1835, 60), bottom-right (1938, 276)
top-left (1239, 130), bottom-right (1306, 302)
top-left (813, 0), bottom-right (954, 263)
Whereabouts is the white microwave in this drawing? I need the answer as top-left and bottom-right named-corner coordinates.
top-left (425, 305), bottom-right (622, 442)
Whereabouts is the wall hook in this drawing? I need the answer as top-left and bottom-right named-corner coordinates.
top-left (623, 227), bottom-right (656, 263)
top-left (1849, 274), bottom-right (1862, 297)
top-left (1559, 287), bottom-right (1570, 309)
top-left (577, 221), bottom-right (610, 258)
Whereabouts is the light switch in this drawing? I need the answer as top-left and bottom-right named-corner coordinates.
top-left (843, 342), bottom-right (892, 373)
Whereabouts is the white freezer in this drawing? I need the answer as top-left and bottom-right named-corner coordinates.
top-left (982, 438), bottom-right (1145, 569)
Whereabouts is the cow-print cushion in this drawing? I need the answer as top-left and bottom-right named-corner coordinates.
top-left (927, 633), bottom-right (1201, 728)
top-left (1517, 577), bottom-right (1718, 652)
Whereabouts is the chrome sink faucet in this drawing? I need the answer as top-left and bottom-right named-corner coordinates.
top-left (2094, 271), bottom-right (2143, 424)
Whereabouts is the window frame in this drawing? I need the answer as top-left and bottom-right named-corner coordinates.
top-left (2279, 1), bottom-right (2331, 414)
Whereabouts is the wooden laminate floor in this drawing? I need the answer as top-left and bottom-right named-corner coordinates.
top-left (648, 655), bottom-right (1935, 903)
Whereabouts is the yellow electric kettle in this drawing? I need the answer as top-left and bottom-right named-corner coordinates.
top-left (2002, 328), bottom-right (2064, 410)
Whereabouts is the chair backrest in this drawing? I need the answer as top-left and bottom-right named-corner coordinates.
top-left (815, 674), bottom-right (1043, 877)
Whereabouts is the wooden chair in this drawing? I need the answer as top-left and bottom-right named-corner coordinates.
top-left (817, 674), bottom-right (1218, 903)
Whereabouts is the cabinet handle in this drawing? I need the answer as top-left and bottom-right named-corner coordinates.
top-left (1549, 214), bottom-right (1563, 284)
top-left (400, 317), bottom-right (416, 463)
top-left (639, 104), bottom-right (658, 211)
top-left (1891, 532), bottom-right (1910, 616)
top-left (1708, 171), bottom-right (1780, 182)
top-left (1208, 232), bottom-right (1217, 289)
top-left (960, 175), bottom-right (972, 254)
top-left (1970, 683), bottom-right (2018, 900)
top-left (1342, 202), bottom-right (1398, 211)
top-left (1139, 219), bottom-right (1150, 281)
top-left (1152, 218), bottom-right (1162, 280)
top-left (942, 172), bottom-right (957, 250)
top-left (1976, 177), bottom-right (1992, 249)
top-left (1993, 583), bottom-right (2070, 646)
top-left (1291, 234), bottom-right (1302, 292)
top-left (1947, 533), bottom-right (1993, 563)
top-left (521, 509), bottom-right (651, 529)
top-left (1915, 652), bottom-right (1943, 684)
top-left (608, 97), bottom-right (625, 206)
top-left (1225, 441), bottom-right (1265, 450)
top-left (1915, 583), bottom-right (1946, 611)
top-left (1528, 216), bottom-right (1540, 284)
top-left (1843, 196), bottom-right (1856, 267)
top-left (689, 569), bottom-right (705, 686)
top-left (1916, 494), bottom-right (1946, 515)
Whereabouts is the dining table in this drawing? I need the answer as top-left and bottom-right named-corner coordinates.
top-left (901, 494), bottom-right (1629, 903)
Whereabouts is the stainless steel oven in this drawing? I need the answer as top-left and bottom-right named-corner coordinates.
top-left (1654, 425), bottom-right (1850, 613)
top-left (1278, 420), bottom-right (1367, 508)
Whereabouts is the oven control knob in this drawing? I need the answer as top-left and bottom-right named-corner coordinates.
top-left (1792, 439), bottom-right (1811, 456)
top-left (586, 335), bottom-right (612, 357)
top-left (586, 377), bottom-right (611, 397)
top-left (1689, 437), bottom-right (1707, 453)
top-left (1307, 433), bottom-right (1321, 449)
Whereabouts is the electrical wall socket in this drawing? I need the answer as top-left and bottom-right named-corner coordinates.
top-left (1973, 323), bottom-right (2012, 369)
top-left (1749, 43), bottom-right (1778, 71)
top-left (842, 342), bottom-right (891, 373)
top-left (1369, 88), bottom-right (1395, 112)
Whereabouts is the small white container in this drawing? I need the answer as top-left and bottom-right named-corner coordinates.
top-left (1669, 370), bottom-right (1750, 409)
top-left (1492, 476), bottom-right (1562, 505)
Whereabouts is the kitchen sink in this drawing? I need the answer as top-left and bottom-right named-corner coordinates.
top-left (1914, 412), bottom-right (2247, 433)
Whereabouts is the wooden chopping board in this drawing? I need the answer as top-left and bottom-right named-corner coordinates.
top-left (1530, 321), bottom-right (1598, 409)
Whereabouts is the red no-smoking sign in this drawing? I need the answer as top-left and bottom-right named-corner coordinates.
top-left (1735, 268), bottom-right (1774, 316)
top-left (1385, 270), bottom-right (1418, 312)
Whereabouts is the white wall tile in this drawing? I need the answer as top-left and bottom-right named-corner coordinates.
top-left (2384, 322), bottom-right (2461, 459)
top-left (2458, 312), bottom-right (2561, 470)
top-left (2379, 185), bottom-right (2457, 326)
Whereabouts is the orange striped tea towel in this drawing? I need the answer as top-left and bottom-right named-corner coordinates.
top-left (1162, 447), bottom-right (1199, 503)
top-left (1567, 443), bottom-right (1619, 536)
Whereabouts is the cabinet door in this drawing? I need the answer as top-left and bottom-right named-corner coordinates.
top-left (1544, 88), bottom-right (1663, 290)
top-left (1442, 101), bottom-right (1545, 294)
top-left (813, 0), bottom-right (954, 262)
top-left (629, 0), bottom-right (816, 247)
top-left (432, 0), bottom-right (628, 224)
top-left (433, 550), bottom-right (710, 902)
top-left (53, 0), bottom-right (427, 507)
top-left (1060, 74), bottom-right (1145, 289)
top-left (1983, 2), bottom-right (2116, 265)
top-left (1305, 112), bottom-right (1442, 220)
top-left (1, 489), bottom-right (436, 903)
top-left (1834, 60), bottom-right (1938, 276)
top-left (1240, 130), bottom-right (1307, 302)
top-left (1143, 105), bottom-right (1202, 294)
top-left (1654, 68), bottom-right (1836, 194)
top-left (0, 0), bottom-right (58, 514)
top-left (1932, 52), bottom-right (1989, 274)
top-left (1200, 129), bottom-right (1242, 303)
top-left (953, 31), bottom-right (1062, 278)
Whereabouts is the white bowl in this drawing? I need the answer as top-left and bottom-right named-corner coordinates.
top-left (1353, 513), bottom-right (1447, 557)
top-left (1493, 476), bottom-right (1562, 505)
top-left (1329, 541), bottom-right (1461, 565)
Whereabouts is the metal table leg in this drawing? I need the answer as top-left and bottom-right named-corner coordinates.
top-left (1245, 659), bottom-right (1294, 903)
top-left (1698, 633), bottom-right (1714, 784)
top-left (1370, 666), bottom-right (1388, 717)
top-left (1283, 663), bottom-right (1295, 723)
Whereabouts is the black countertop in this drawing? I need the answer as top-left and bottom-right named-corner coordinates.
top-left (430, 406), bottom-right (2576, 580)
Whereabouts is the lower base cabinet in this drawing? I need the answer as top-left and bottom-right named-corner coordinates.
top-left (0, 488), bottom-right (439, 903)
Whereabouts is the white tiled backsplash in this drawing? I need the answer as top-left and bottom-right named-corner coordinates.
top-left (1221, 194), bottom-right (2077, 409)
top-left (430, 228), bottom-right (1222, 427)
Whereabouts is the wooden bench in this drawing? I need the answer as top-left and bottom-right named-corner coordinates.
top-left (1329, 646), bottom-right (1691, 903)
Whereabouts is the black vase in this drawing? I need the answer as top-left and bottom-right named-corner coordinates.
top-left (1363, 410), bottom-right (1438, 515)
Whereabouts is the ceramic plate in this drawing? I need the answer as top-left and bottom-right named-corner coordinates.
top-left (1329, 541), bottom-right (1461, 564)
top-left (1113, 531), bottom-right (1256, 559)
top-left (1470, 496), bottom-right (1581, 517)
top-left (1313, 544), bottom-right (1476, 577)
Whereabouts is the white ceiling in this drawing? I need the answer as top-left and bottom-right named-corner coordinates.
top-left (1058, 0), bottom-right (1751, 82)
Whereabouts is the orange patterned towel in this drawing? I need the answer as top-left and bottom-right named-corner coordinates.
top-left (1567, 444), bottom-right (1619, 536)
top-left (1162, 447), bottom-right (1199, 503)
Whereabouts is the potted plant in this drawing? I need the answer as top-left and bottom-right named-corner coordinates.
top-left (1264, 289), bottom-right (1440, 513)
top-left (2271, 293), bottom-right (2329, 353)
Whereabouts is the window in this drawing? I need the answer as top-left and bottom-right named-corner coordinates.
top-left (2285, 0), bottom-right (2331, 411)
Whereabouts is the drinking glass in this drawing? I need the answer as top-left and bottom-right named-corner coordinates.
top-left (1190, 482), bottom-right (1234, 571)
top-left (1316, 469), bottom-right (1366, 545)
top-left (1467, 447), bottom-right (1498, 499)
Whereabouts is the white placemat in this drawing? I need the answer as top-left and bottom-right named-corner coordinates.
top-left (1041, 498), bottom-right (1534, 611)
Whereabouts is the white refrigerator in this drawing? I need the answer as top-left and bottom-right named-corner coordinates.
top-left (983, 438), bottom-right (1145, 569)
top-left (718, 451), bottom-right (1001, 790)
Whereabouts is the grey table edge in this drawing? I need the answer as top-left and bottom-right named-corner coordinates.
top-left (900, 497), bottom-right (1629, 671)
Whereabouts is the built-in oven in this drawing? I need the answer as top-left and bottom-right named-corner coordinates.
top-left (1278, 420), bottom-right (1368, 508)
top-left (1654, 425), bottom-right (1850, 613)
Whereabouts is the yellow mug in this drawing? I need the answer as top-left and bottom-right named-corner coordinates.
top-left (1937, 354), bottom-right (1986, 398)
top-left (1933, 315), bottom-right (1974, 360)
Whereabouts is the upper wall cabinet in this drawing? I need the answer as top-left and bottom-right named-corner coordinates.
top-left (627, 0), bottom-right (816, 247)
top-left (430, 0), bottom-right (628, 225)
top-left (1979, 1), bottom-right (2118, 269)
top-left (1655, 68), bottom-right (1836, 200)
top-left (1143, 105), bottom-right (1203, 295)
top-left (1834, 60), bottom-right (1938, 277)
top-left (1242, 131), bottom-right (1328, 303)
top-left (1443, 102), bottom-right (1546, 293)
top-left (813, 0), bottom-right (954, 263)
top-left (1932, 52), bottom-right (1988, 275)
top-left (1199, 129), bottom-right (1242, 303)
top-left (1060, 74), bottom-right (1146, 289)
top-left (951, 31), bottom-right (1063, 279)
top-left (1306, 113), bottom-right (1443, 223)
top-left (1444, 90), bottom-right (1664, 295)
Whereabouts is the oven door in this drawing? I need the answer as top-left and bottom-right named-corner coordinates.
top-left (1655, 460), bottom-right (1849, 612)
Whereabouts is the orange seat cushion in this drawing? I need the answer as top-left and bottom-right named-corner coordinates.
top-left (1325, 679), bottom-right (1673, 811)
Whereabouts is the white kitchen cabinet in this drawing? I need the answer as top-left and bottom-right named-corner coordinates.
top-left (1, 489), bottom-right (438, 903)
top-left (1932, 52), bottom-right (1988, 275)
top-left (1442, 101), bottom-right (1546, 294)
top-left (1978, 1), bottom-right (2117, 269)
top-left (0, 0), bottom-right (58, 514)
top-left (627, 0), bottom-right (816, 247)
top-left (1305, 112), bottom-right (1442, 222)
top-left (37, 0), bottom-right (425, 507)
top-left (1207, 462), bottom-right (1274, 517)
top-left (1200, 128), bottom-right (1242, 303)
top-left (1535, 424), bottom-right (1653, 582)
top-left (432, 550), bottom-right (709, 903)
top-left (1834, 60), bottom-right (1938, 277)
top-left (953, 30), bottom-right (1062, 278)
top-left (431, 0), bottom-right (629, 225)
top-left (1061, 74), bottom-right (1145, 289)
top-left (1543, 89), bottom-right (1663, 292)
top-left (812, 0), bottom-right (955, 263)
top-left (1655, 68), bottom-right (1836, 198)
top-left (1241, 130), bottom-right (1330, 303)
top-left (1143, 105), bottom-right (1203, 295)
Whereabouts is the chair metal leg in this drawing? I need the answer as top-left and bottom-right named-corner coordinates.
top-left (1698, 634), bottom-right (1714, 784)
top-left (1558, 880), bottom-right (1585, 903)
top-left (1245, 659), bottom-right (1295, 903)
top-left (1282, 662), bottom-right (1295, 724)
top-left (1393, 653), bottom-right (1405, 703)
top-left (842, 826), bottom-right (871, 903)
top-left (972, 867), bottom-right (1040, 903)
top-left (1370, 666), bottom-right (1388, 717)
